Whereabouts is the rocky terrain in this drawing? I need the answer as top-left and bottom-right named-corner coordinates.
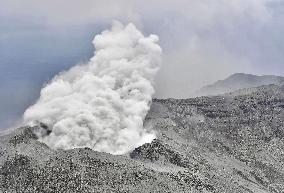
top-left (196, 73), bottom-right (284, 96)
top-left (1, 84), bottom-right (284, 192)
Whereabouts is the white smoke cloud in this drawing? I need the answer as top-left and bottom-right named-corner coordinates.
top-left (23, 22), bottom-right (162, 155)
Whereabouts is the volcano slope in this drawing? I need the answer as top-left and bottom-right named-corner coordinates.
top-left (0, 84), bottom-right (284, 193)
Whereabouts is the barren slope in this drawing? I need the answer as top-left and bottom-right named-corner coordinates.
top-left (1, 85), bottom-right (284, 192)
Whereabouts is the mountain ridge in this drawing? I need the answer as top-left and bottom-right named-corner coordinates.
top-left (195, 73), bottom-right (284, 97)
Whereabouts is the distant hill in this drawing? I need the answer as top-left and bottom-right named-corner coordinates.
top-left (195, 73), bottom-right (284, 96)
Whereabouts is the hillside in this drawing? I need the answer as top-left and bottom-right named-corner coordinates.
top-left (0, 84), bottom-right (284, 192)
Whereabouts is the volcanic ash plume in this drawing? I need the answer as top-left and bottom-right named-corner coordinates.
top-left (23, 22), bottom-right (162, 155)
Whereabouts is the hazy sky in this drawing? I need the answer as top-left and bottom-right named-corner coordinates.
top-left (1, 0), bottom-right (284, 128)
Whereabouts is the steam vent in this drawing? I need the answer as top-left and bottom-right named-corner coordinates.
top-left (1, 84), bottom-right (284, 192)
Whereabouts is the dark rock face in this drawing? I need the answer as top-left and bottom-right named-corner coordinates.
top-left (130, 139), bottom-right (192, 169)
top-left (1, 85), bottom-right (284, 192)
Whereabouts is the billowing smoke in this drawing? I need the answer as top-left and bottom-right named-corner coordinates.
top-left (23, 22), bottom-right (162, 155)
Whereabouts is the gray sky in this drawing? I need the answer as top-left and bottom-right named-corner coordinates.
top-left (1, 0), bottom-right (284, 95)
top-left (0, 0), bottom-right (284, 128)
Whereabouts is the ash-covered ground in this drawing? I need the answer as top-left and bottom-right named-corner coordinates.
top-left (1, 84), bottom-right (284, 192)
